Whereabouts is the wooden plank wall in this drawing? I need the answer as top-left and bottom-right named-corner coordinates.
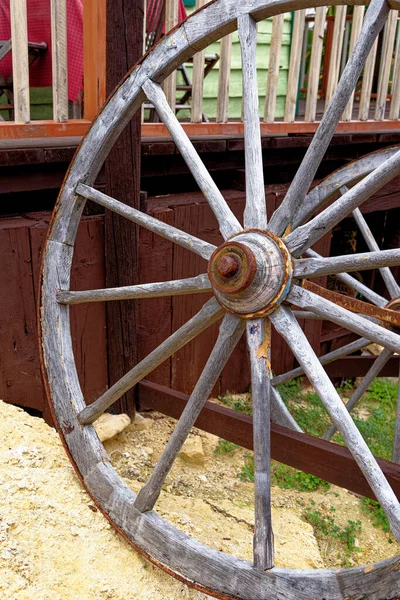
top-left (0, 213), bottom-right (107, 423)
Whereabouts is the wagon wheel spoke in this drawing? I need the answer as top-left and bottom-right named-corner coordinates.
top-left (267, 0), bottom-right (388, 236)
top-left (324, 348), bottom-right (394, 441)
top-left (77, 183), bottom-right (215, 260)
top-left (247, 319), bottom-right (274, 569)
top-left (285, 148), bottom-right (400, 256)
top-left (270, 305), bottom-right (400, 542)
top-left (78, 298), bottom-right (224, 424)
top-left (352, 207), bottom-right (400, 299)
top-left (238, 14), bottom-right (267, 230)
top-left (57, 274), bottom-right (212, 305)
top-left (271, 336), bottom-right (371, 387)
top-left (142, 79), bottom-right (242, 239)
top-left (288, 284), bottom-right (400, 355)
top-left (134, 313), bottom-right (244, 513)
top-left (294, 249), bottom-right (400, 279)
top-left (305, 248), bottom-right (387, 308)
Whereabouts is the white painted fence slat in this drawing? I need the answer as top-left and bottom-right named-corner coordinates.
top-left (264, 14), bottom-right (284, 123)
top-left (358, 37), bottom-right (378, 120)
top-left (10, 0), bottom-right (30, 123)
top-left (305, 7), bottom-right (327, 122)
top-left (284, 10), bottom-right (305, 122)
top-left (51, 0), bottom-right (68, 122)
top-left (216, 33), bottom-right (232, 123)
top-left (390, 21), bottom-right (400, 119)
top-left (163, 0), bottom-right (179, 112)
top-left (191, 0), bottom-right (206, 122)
top-left (342, 5), bottom-right (364, 121)
top-left (375, 9), bottom-right (398, 120)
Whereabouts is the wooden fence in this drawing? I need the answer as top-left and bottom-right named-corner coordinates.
top-left (2, 1), bottom-right (400, 140)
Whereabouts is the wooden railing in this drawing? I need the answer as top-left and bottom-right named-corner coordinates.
top-left (0, 0), bottom-right (106, 139)
top-left (1, 0), bottom-right (400, 141)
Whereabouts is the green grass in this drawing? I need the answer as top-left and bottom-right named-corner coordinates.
top-left (218, 391), bottom-right (252, 415)
top-left (214, 439), bottom-right (239, 456)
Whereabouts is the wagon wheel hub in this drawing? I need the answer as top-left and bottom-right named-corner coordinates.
top-left (208, 230), bottom-right (293, 317)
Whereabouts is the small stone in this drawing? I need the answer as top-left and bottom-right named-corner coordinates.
top-left (178, 436), bottom-right (205, 466)
top-left (93, 413), bottom-right (131, 443)
top-left (132, 413), bottom-right (153, 431)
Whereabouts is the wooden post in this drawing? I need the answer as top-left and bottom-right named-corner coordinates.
top-left (305, 7), bottom-right (327, 122)
top-left (104, 0), bottom-right (144, 418)
top-left (216, 33), bottom-right (232, 123)
top-left (51, 0), bottom-right (68, 122)
top-left (83, 0), bottom-right (107, 121)
top-left (10, 0), bottom-right (30, 123)
top-left (163, 0), bottom-right (179, 111)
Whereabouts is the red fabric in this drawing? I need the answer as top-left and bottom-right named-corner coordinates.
top-left (0, 0), bottom-right (83, 102)
top-left (146, 0), bottom-right (187, 35)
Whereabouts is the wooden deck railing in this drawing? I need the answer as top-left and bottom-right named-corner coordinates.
top-left (0, 0), bottom-right (106, 139)
top-left (1, 1), bottom-right (400, 141)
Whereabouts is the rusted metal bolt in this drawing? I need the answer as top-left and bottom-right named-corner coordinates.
top-left (216, 254), bottom-right (240, 278)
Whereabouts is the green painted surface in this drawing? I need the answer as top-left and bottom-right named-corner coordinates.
top-left (178, 11), bottom-right (291, 119)
top-left (0, 87), bottom-right (53, 121)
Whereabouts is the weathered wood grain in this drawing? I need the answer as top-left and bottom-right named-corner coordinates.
top-left (247, 319), bottom-right (274, 570)
top-left (284, 10), bottom-right (305, 122)
top-left (358, 37), bottom-right (378, 120)
top-left (304, 7), bottom-right (327, 122)
top-left (342, 5), bottom-right (364, 120)
top-left (57, 274), bottom-right (211, 305)
top-left (268, 0), bottom-right (388, 236)
top-left (142, 79), bottom-right (242, 239)
top-left (271, 305), bottom-right (400, 543)
top-left (325, 6), bottom-right (347, 107)
top-left (324, 348), bottom-right (393, 440)
top-left (286, 147), bottom-right (400, 256)
top-left (264, 14), bottom-right (284, 124)
top-left (191, 0), bottom-right (206, 123)
top-left (288, 284), bottom-right (400, 355)
top-left (78, 297), bottom-right (224, 424)
top-left (375, 9), bottom-right (398, 120)
top-left (76, 183), bottom-right (216, 260)
top-left (238, 14), bottom-right (267, 230)
top-left (134, 313), bottom-right (244, 513)
top-left (51, 0), bottom-right (68, 122)
top-left (216, 34), bottom-right (233, 123)
top-left (294, 248), bottom-right (400, 279)
top-left (10, 0), bottom-right (30, 123)
top-left (163, 0), bottom-right (179, 111)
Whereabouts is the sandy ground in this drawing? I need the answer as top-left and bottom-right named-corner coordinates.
top-left (0, 400), bottom-right (398, 600)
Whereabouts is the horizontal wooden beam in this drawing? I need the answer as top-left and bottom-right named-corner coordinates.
top-left (2, 119), bottom-right (400, 140)
top-left (138, 379), bottom-right (400, 502)
top-left (325, 355), bottom-right (400, 378)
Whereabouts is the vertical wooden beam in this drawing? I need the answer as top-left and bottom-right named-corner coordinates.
top-left (191, 0), bottom-right (206, 123)
top-left (325, 6), bottom-right (347, 107)
top-left (264, 14), bottom-right (284, 123)
top-left (163, 0), bottom-right (179, 111)
top-left (216, 33), bottom-right (232, 123)
top-left (10, 0), bottom-right (30, 123)
top-left (51, 0), bottom-right (68, 122)
top-left (284, 10), bottom-right (305, 122)
top-left (305, 7), bottom-right (327, 122)
top-left (83, 0), bottom-right (107, 121)
top-left (358, 37), bottom-right (378, 120)
top-left (375, 10), bottom-right (398, 120)
top-left (342, 6), bottom-right (365, 121)
top-left (104, 0), bottom-right (144, 417)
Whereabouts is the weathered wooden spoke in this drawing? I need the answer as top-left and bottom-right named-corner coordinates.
top-left (238, 14), bottom-right (267, 230)
top-left (271, 306), bottom-right (400, 542)
top-left (40, 2), bottom-right (400, 598)
top-left (305, 248), bottom-right (388, 308)
top-left (142, 79), bottom-right (242, 240)
top-left (77, 183), bottom-right (215, 260)
top-left (57, 274), bottom-right (211, 305)
top-left (288, 284), bottom-right (400, 355)
top-left (134, 313), bottom-right (244, 513)
top-left (324, 348), bottom-right (394, 441)
top-left (78, 298), bottom-right (224, 424)
top-left (268, 0), bottom-right (388, 236)
top-left (286, 148), bottom-right (400, 256)
top-left (247, 319), bottom-right (274, 569)
top-left (294, 249), bottom-right (400, 279)
top-left (352, 207), bottom-right (400, 299)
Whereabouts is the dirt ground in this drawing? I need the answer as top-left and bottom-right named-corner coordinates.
top-left (0, 400), bottom-right (398, 600)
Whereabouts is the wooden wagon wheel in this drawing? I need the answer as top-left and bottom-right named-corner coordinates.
top-left (269, 145), bottom-right (400, 463)
top-left (40, 0), bottom-right (400, 598)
